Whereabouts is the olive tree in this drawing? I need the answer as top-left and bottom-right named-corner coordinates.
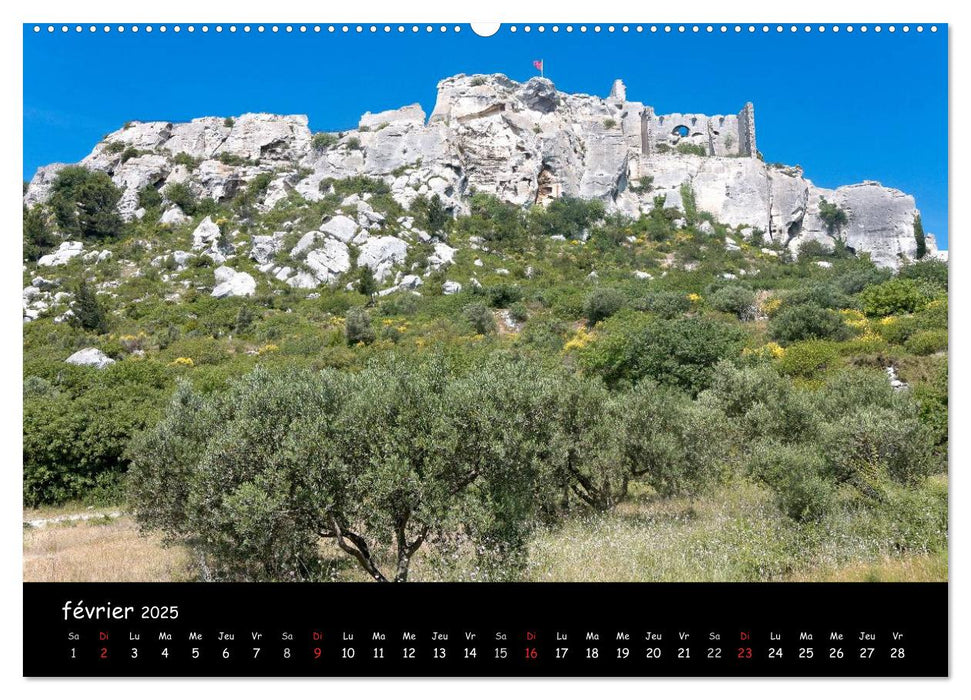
top-left (128, 357), bottom-right (561, 582)
top-left (548, 375), bottom-right (627, 511)
top-left (617, 380), bottom-right (731, 497)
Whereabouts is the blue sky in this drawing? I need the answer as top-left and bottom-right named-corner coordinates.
top-left (23, 24), bottom-right (948, 247)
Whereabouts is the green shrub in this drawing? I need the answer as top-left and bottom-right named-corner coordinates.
top-left (747, 442), bottom-right (834, 522)
top-left (700, 361), bottom-right (820, 444)
top-left (527, 196), bottom-right (604, 240)
top-left (23, 206), bottom-right (56, 262)
top-left (137, 185), bottom-right (163, 211)
top-left (49, 166), bottom-right (123, 240)
top-left (676, 142), bottom-right (708, 157)
top-left (679, 183), bottom-right (698, 224)
top-left (821, 406), bottom-right (937, 490)
top-left (818, 197), bottom-right (848, 234)
top-left (580, 314), bottom-right (744, 395)
top-left (484, 283), bottom-right (523, 308)
top-left (463, 302), bottom-right (497, 335)
top-left (71, 279), bottom-right (110, 333)
top-left (410, 194), bottom-right (450, 234)
top-left (24, 360), bottom-right (172, 506)
top-left (797, 239), bottom-right (835, 260)
top-left (345, 307), bottom-right (376, 345)
top-left (172, 152), bottom-right (202, 170)
top-left (783, 283), bottom-right (854, 311)
top-left (770, 304), bottom-right (849, 343)
top-left (584, 288), bottom-right (625, 324)
top-left (913, 361), bottom-right (947, 450)
top-left (813, 368), bottom-right (898, 417)
top-left (859, 278), bottom-right (932, 316)
top-left (509, 302), bottom-right (530, 323)
top-left (904, 329), bottom-right (947, 355)
top-left (635, 291), bottom-right (690, 319)
top-left (163, 182), bottom-right (198, 216)
top-left (898, 259), bottom-right (947, 291)
top-left (454, 193), bottom-right (527, 248)
top-left (120, 146), bottom-right (143, 163)
top-left (629, 176), bottom-right (654, 195)
top-left (709, 285), bottom-right (756, 319)
top-left (776, 340), bottom-right (841, 378)
top-left (312, 132), bottom-right (339, 150)
top-left (216, 152), bottom-right (252, 166)
top-left (832, 264), bottom-right (891, 294)
top-left (913, 214), bottom-right (927, 260)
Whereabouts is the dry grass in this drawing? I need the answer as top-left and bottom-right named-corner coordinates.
top-left (23, 513), bottom-right (192, 582)
top-left (21, 483), bottom-right (946, 583)
top-left (785, 553), bottom-right (948, 582)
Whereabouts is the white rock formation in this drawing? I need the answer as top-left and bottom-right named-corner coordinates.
top-left (211, 266), bottom-right (256, 298)
top-left (37, 242), bottom-right (84, 267)
top-left (320, 215), bottom-right (360, 243)
top-left (357, 236), bottom-right (409, 282)
top-left (192, 216), bottom-right (222, 249)
top-left (65, 348), bottom-right (115, 369)
top-left (22, 74), bottom-right (938, 271)
top-left (304, 239), bottom-right (351, 283)
top-left (159, 206), bottom-right (189, 226)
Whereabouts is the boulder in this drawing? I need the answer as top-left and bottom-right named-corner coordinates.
top-left (192, 216), bottom-right (222, 250)
top-left (65, 348), bottom-right (115, 369)
top-left (250, 232), bottom-right (287, 265)
top-left (428, 242), bottom-right (458, 269)
top-left (37, 242), bottom-right (83, 267)
top-left (357, 236), bottom-right (408, 282)
top-left (211, 266), bottom-right (256, 298)
top-left (320, 215), bottom-right (360, 243)
top-left (442, 280), bottom-right (463, 295)
top-left (159, 205), bottom-right (189, 226)
top-left (304, 239), bottom-right (351, 283)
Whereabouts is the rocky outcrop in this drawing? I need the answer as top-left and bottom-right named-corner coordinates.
top-left (211, 266), bottom-right (256, 298)
top-left (24, 74), bottom-right (937, 270)
top-left (65, 348), bottom-right (115, 369)
top-left (37, 241), bottom-right (84, 267)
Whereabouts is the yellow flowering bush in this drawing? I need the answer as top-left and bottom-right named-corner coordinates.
top-left (743, 342), bottom-right (786, 360)
top-left (169, 357), bottom-right (194, 367)
top-left (839, 308), bottom-right (869, 335)
top-left (761, 296), bottom-right (782, 316)
top-left (564, 327), bottom-right (595, 351)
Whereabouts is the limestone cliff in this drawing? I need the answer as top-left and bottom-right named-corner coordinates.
top-left (24, 73), bottom-right (939, 270)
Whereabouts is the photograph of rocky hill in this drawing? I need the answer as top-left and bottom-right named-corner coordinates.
top-left (23, 72), bottom-right (947, 585)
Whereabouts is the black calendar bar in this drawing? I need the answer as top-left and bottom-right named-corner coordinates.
top-left (24, 582), bottom-right (947, 677)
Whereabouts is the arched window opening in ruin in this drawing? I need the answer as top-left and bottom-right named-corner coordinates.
top-left (672, 125), bottom-right (689, 138)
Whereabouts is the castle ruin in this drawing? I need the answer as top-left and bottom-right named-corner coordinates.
top-left (640, 103), bottom-right (757, 158)
top-left (606, 79), bottom-right (757, 158)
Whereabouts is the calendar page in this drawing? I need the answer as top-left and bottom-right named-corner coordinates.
top-left (21, 20), bottom-right (948, 677)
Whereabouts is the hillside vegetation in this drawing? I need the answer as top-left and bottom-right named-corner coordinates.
top-left (22, 171), bottom-right (948, 582)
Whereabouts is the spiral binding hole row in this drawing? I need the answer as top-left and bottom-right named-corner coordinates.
top-left (31, 24), bottom-right (939, 35)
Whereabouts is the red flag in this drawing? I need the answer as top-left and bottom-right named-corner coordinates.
top-left (533, 59), bottom-right (543, 72)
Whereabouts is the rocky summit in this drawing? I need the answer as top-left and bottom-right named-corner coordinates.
top-left (24, 73), bottom-right (940, 299)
